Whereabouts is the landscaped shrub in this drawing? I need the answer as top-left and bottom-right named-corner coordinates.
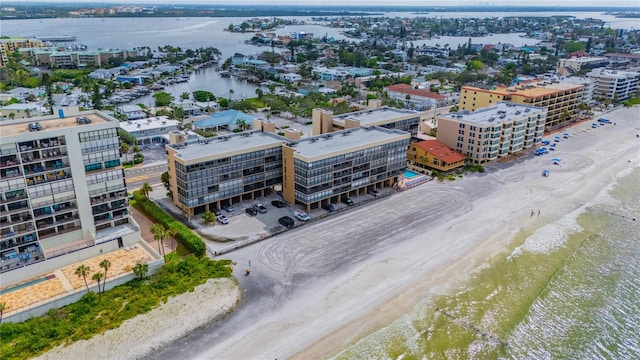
top-left (0, 256), bottom-right (232, 360)
top-left (131, 191), bottom-right (206, 257)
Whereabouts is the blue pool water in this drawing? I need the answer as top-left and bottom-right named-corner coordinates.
top-left (404, 170), bottom-right (420, 179)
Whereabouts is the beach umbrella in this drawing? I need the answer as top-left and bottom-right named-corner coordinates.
top-left (552, 158), bottom-right (561, 161)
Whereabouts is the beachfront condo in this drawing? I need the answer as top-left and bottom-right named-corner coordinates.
top-left (586, 68), bottom-right (640, 101)
top-left (459, 81), bottom-right (583, 131)
top-left (437, 102), bottom-right (547, 164)
top-left (312, 105), bottom-right (423, 138)
top-left (282, 127), bottom-right (410, 212)
top-left (0, 110), bottom-right (143, 285)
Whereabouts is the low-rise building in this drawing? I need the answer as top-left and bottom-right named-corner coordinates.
top-left (312, 105), bottom-right (423, 138)
top-left (166, 131), bottom-right (286, 216)
top-left (281, 127), bottom-right (410, 212)
top-left (119, 116), bottom-right (180, 144)
top-left (0, 103), bottom-right (47, 120)
top-left (384, 83), bottom-right (451, 110)
top-left (192, 110), bottom-right (255, 132)
top-left (437, 102), bottom-right (547, 164)
top-left (116, 105), bottom-right (145, 121)
top-left (408, 139), bottom-right (466, 172)
top-left (586, 68), bottom-right (640, 101)
top-left (558, 56), bottom-right (607, 72)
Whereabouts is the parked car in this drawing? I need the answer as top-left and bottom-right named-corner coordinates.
top-left (279, 216), bottom-right (294, 228)
top-left (217, 214), bottom-right (229, 224)
top-left (367, 189), bottom-right (381, 198)
top-left (254, 203), bottom-right (268, 214)
top-left (271, 200), bottom-right (286, 208)
top-left (293, 209), bottom-right (310, 221)
top-left (322, 203), bottom-right (335, 212)
top-left (222, 204), bottom-right (235, 213)
top-left (211, 208), bottom-right (222, 216)
top-left (342, 197), bottom-right (354, 206)
top-left (245, 208), bottom-right (258, 216)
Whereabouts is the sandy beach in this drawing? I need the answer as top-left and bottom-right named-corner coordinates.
top-left (36, 278), bottom-right (241, 360)
top-left (37, 107), bottom-right (639, 360)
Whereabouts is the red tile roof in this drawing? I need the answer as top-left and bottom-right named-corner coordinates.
top-left (414, 140), bottom-right (466, 164)
top-left (385, 84), bottom-right (447, 100)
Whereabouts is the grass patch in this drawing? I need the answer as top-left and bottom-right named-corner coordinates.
top-left (123, 163), bottom-right (134, 169)
top-left (131, 191), bottom-right (205, 257)
top-left (0, 255), bottom-right (233, 360)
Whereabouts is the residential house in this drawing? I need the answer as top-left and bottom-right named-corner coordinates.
top-left (408, 139), bottom-right (466, 172)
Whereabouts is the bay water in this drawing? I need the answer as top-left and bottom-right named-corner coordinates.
top-left (334, 166), bottom-right (640, 359)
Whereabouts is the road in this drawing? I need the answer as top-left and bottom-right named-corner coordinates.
top-left (124, 163), bottom-right (167, 190)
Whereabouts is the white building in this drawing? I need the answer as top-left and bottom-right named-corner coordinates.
top-left (116, 105), bottom-right (145, 120)
top-left (558, 57), bottom-right (607, 73)
top-left (279, 72), bottom-right (302, 82)
top-left (0, 110), bottom-right (147, 285)
top-left (437, 102), bottom-right (547, 164)
top-left (586, 68), bottom-right (640, 101)
top-left (0, 103), bottom-right (47, 120)
top-left (119, 116), bottom-right (180, 144)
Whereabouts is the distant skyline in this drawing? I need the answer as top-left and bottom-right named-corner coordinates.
top-left (8, 0), bottom-right (640, 7)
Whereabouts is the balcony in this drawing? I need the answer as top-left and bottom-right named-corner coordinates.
top-left (26, 171), bottom-right (72, 186)
top-left (37, 222), bottom-right (81, 240)
top-left (89, 183), bottom-right (126, 197)
top-left (36, 214), bottom-right (80, 231)
top-left (1, 192), bottom-right (27, 205)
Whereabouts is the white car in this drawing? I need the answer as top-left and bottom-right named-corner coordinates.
top-left (293, 210), bottom-right (310, 222)
top-left (217, 214), bottom-right (229, 225)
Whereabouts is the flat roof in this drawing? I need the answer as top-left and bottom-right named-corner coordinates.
top-left (119, 117), bottom-right (179, 134)
top-left (169, 131), bottom-right (285, 162)
top-left (332, 107), bottom-right (420, 126)
top-left (1, 112), bottom-right (111, 137)
top-left (289, 127), bottom-right (410, 159)
top-left (441, 102), bottom-right (546, 126)
top-left (464, 82), bottom-right (583, 98)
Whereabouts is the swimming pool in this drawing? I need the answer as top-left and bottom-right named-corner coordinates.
top-left (404, 170), bottom-right (420, 179)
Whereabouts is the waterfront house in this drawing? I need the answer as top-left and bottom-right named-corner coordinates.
top-left (193, 109), bottom-right (255, 132)
top-left (116, 105), bottom-right (145, 120)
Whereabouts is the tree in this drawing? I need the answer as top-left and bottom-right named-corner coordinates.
top-left (140, 182), bottom-right (153, 199)
top-left (92, 272), bottom-right (104, 295)
top-left (236, 118), bottom-right (248, 131)
top-left (153, 91), bottom-right (174, 107)
top-left (120, 143), bottom-right (130, 163)
top-left (0, 302), bottom-right (5, 324)
top-left (91, 83), bottom-right (102, 110)
top-left (161, 171), bottom-right (170, 190)
top-left (8, 112), bottom-right (15, 120)
top-left (202, 211), bottom-right (215, 225)
top-left (99, 259), bottom-right (112, 292)
top-left (151, 223), bottom-right (167, 256)
top-left (74, 264), bottom-right (91, 292)
top-left (40, 73), bottom-right (55, 115)
top-left (133, 263), bottom-right (148, 280)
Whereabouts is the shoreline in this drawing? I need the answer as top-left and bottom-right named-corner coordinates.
top-left (293, 108), bottom-right (640, 359)
top-left (36, 278), bottom-right (241, 360)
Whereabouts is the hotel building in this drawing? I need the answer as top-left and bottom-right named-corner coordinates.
top-left (586, 68), bottom-right (640, 101)
top-left (437, 102), bottom-right (547, 164)
top-left (282, 127), bottom-right (410, 212)
top-left (1, 110), bottom-right (142, 284)
top-left (459, 82), bottom-right (583, 130)
top-left (166, 131), bottom-right (286, 217)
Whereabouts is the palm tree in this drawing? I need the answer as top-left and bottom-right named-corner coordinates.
top-left (236, 118), bottom-right (247, 131)
top-left (75, 264), bottom-right (91, 292)
top-left (99, 259), bottom-right (112, 292)
top-left (8, 112), bottom-right (15, 120)
top-left (120, 143), bottom-right (130, 163)
top-left (150, 223), bottom-right (166, 256)
top-left (140, 182), bottom-right (153, 199)
top-left (165, 227), bottom-right (177, 253)
top-left (202, 211), bottom-right (215, 225)
top-left (133, 263), bottom-right (149, 280)
top-left (0, 302), bottom-right (6, 324)
top-left (92, 272), bottom-right (104, 295)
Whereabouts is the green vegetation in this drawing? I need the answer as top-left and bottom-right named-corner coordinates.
top-left (0, 255), bottom-right (232, 360)
top-left (131, 191), bottom-right (206, 257)
top-left (463, 164), bottom-right (485, 173)
top-left (621, 97), bottom-right (640, 107)
top-left (194, 129), bottom-right (217, 138)
top-left (192, 90), bottom-right (216, 102)
top-left (153, 91), bottom-right (174, 107)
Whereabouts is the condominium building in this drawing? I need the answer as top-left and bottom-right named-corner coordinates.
top-left (459, 82), bottom-right (583, 130)
top-left (437, 102), bottom-right (547, 164)
top-left (557, 57), bottom-right (607, 72)
top-left (0, 110), bottom-right (142, 285)
top-left (586, 68), bottom-right (640, 101)
top-left (282, 127), bottom-right (410, 212)
top-left (312, 106), bottom-right (423, 138)
top-left (166, 131), bottom-right (286, 217)
top-left (0, 38), bottom-right (44, 68)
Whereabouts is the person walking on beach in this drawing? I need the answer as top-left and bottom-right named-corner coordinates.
top-left (531, 210), bottom-right (535, 218)
top-left (538, 210), bottom-right (541, 217)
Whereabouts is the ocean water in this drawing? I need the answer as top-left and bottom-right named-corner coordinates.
top-left (333, 167), bottom-right (640, 360)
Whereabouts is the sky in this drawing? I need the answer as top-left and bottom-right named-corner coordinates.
top-left (11, 0), bottom-right (640, 6)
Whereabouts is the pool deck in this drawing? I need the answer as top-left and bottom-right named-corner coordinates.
top-left (0, 245), bottom-right (154, 315)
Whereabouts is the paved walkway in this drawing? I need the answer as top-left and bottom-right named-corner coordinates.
top-left (129, 205), bottom-right (175, 256)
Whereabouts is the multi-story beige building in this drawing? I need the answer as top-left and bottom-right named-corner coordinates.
top-left (312, 105), bottom-right (423, 138)
top-left (0, 110), bottom-right (145, 285)
top-left (0, 38), bottom-right (44, 68)
top-left (33, 49), bottom-right (136, 68)
top-left (557, 57), bottom-right (607, 72)
top-left (437, 102), bottom-right (547, 164)
top-left (282, 127), bottom-right (410, 212)
top-left (586, 68), bottom-right (640, 101)
top-left (459, 82), bottom-right (583, 131)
